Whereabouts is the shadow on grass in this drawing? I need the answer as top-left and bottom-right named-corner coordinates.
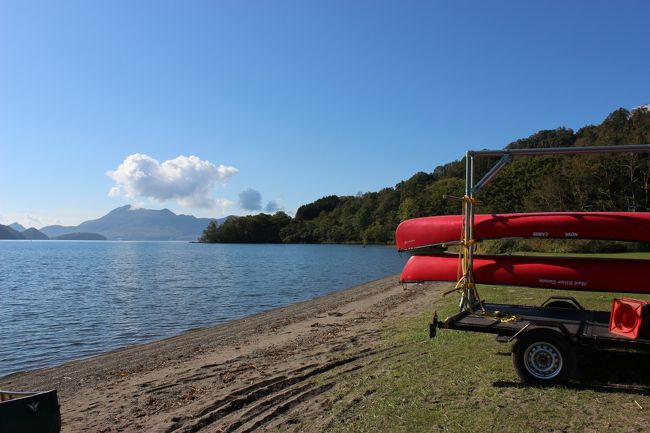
top-left (493, 351), bottom-right (650, 395)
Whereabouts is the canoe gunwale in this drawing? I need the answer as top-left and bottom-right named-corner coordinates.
top-left (0, 389), bottom-right (57, 402)
top-left (395, 212), bottom-right (650, 252)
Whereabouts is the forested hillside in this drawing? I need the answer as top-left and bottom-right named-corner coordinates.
top-left (200, 107), bottom-right (650, 245)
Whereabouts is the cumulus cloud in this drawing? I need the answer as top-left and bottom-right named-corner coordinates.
top-left (214, 198), bottom-right (235, 213)
top-left (107, 154), bottom-right (237, 209)
top-left (265, 200), bottom-right (282, 212)
top-left (238, 188), bottom-right (262, 211)
top-left (21, 215), bottom-right (46, 228)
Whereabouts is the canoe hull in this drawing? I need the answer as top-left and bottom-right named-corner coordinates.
top-left (400, 254), bottom-right (650, 293)
top-left (396, 212), bottom-right (650, 251)
top-left (0, 390), bottom-right (61, 433)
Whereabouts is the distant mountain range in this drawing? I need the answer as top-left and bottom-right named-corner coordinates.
top-left (1, 206), bottom-right (227, 241)
top-left (39, 205), bottom-right (228, 241)
top-left (0, 225), bottom-right (51, 240)
top-left (0, 224), bottom-right (109, 240)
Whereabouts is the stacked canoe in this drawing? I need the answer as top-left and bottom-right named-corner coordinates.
top-left (396, 212), bottom-right (650, 294)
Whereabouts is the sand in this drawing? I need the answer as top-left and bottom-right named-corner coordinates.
top-left (0, 275), bottom-right (447, 433)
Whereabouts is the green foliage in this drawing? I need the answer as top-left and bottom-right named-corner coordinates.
top-left (295, 195), bottom-right (340, 221)
top-left (201, 107), bottom-right (650, 245)
top-left (199, 212), bottom-right (291, 243)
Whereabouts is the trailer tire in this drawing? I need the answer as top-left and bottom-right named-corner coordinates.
top-left (512, 330), bottom-right (575, 385)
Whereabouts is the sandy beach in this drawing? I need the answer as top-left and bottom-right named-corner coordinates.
top-left (1, 275), bottom-right (447, 433)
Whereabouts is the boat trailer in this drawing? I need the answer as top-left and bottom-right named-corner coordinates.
top-left (433, 144), bottom-right (650, 385)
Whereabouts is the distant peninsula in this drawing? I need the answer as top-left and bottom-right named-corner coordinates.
top-left (54, 232), bottom-right (107, 241)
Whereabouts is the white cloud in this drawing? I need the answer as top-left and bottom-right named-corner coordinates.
top-left (22, 215), bottom-right (45, 228)
top-left (107, 154), bottom-right (238, 209)
top-left (238, 188), bottom-right (262, 211)
top-left (0, 213), bottom-right (61, 229)
top-left (214, 198), bottom-right (235, 214)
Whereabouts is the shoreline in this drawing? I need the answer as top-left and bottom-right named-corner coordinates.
top-left (1, 275), bottom-right (447, 433)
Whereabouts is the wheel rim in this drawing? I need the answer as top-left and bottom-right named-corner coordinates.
top-left (523, 341), bottom-right (563, 380)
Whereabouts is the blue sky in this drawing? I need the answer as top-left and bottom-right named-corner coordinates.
top-left (1, 1), bottom-right (649, 227)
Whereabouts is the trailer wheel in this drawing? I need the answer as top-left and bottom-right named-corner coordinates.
top-left (512, 330), bottom-right (575, 385)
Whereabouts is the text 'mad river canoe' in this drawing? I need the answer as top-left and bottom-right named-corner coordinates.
top-left (400, 254), bottom-right (650, 294)
top-left (396, 212), bottom-right (650, 251)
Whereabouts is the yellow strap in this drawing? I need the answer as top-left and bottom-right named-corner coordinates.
top-left (480, 310), bottom-right (520, 323)
top-left (462, 195), bottom-right (479, 204)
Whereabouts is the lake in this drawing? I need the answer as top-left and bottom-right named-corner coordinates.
top-left (0, 241), bottom-right (406, 378)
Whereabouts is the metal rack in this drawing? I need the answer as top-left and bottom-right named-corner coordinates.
top-left (457, 144), bottom-right (650, 311)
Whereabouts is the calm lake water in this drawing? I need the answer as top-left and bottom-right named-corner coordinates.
top-left (0, 241), bottom-right (405, 378)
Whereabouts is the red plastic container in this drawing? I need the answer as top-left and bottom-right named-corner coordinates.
top-left (609, 298), bottom-right (650, 339)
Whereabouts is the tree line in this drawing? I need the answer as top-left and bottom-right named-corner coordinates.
top-left (200, 107), bottom-right (650, 250)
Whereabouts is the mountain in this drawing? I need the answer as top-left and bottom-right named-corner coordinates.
top-left (22, 227), bottom-right (49, 240)
top-left (0, 225), bottom-right (48, 240)
top-left (9, 222), bottom-right (26, 231)
top-left (0, 225), bottom-right (25, 240)
top-left (41, 205), bottom-right (228, 241)
top-left (39, 224), bottom-right (77, 238)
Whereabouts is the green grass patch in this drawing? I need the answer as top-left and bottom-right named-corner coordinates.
top-left (321, 264), bottom-right (650, 433)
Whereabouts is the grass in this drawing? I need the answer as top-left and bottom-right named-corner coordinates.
top-left (319, 253), bottom-right (650, 433)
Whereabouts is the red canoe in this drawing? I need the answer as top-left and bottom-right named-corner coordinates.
top-left (400, 254), bottom-right (650, 293)
top-left (395, 212), bottom-right (650, 251)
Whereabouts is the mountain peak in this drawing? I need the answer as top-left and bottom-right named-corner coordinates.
top-left (22, 227), bottom-right (49, 240)
top-left (113, 205), bottom-right (176, 215)
top-left (9, 222), bottom-right (26, 232)
top-left (108, 205), bottom-right (133, 214)
top-left (39, 206), bottom-right (222, 240)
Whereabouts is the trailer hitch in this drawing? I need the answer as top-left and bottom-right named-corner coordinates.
top-left (430, 310), bottom-right (438, 338)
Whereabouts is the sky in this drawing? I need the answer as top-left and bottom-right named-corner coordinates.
top-left (1, 1), bottom-right (649, 228)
